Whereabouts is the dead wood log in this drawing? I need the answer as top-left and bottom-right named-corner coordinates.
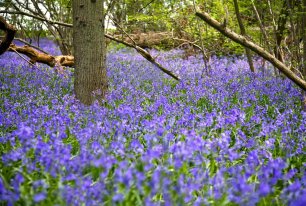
top-left (9, 44), bottom-right (56, 66)
top-left (7, 44), bottom-right (74, 67)
top-left (195, 11), bottom-right (306, 91)
top-left (112, 32), bottom-right (175, 48)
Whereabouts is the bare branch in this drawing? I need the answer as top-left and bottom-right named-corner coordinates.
top-left (105, 34), bottom-right (180, 81)
top-left (0, 10), bottom-right (73, 27)
top-left (108, 15), bottom-right (137, 46)
top-left (138, 0), bottom-right (155, 13)
top-left (10, 47), bottom-right (35, 66)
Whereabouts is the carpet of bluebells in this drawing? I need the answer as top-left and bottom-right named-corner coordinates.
top-left (0, 39), bottom-right (306, 206)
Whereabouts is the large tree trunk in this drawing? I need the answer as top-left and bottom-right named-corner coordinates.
top-left (73, 0), bottom-right (107, 105)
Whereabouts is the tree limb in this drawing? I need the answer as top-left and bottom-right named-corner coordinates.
top-left (195, 11), bottom-right (306, 91)
top-left (8, 43), bottom-right (74, 67)
top-left (0, 10), bottom-right (73, 28)
top-left (250, 0), bottom-right (272, 53)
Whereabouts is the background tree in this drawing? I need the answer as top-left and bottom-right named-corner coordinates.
top-left (233, 0), bottom-right (255, 72)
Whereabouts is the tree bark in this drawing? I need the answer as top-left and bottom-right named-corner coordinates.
top-left (0, 16), bottom-right (16, 55)
top-left (73, 0), bottom-right (107, 105)
top-left (303, 0), bottom-right (306, 109)
top-left (233, 0), bottom-right (255, 72)
top-left (195, 11), bottom-right (306, 91)
top-left (274, 0), bottom-right (290, 63)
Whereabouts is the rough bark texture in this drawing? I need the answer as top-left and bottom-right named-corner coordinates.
top-left (233, 0), bottom-right (255, 72)
top-left (0, 16), bottom-right (16, 55)
top-left (73, 0), bottom-right (107, 105)
top-left (195, 11), bottom-right (306, 91)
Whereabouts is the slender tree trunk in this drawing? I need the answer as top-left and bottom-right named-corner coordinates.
top-left (251, 0), bottom-right (272, 53)
top-left (73, 0), bottom-right (107, 105)
top-left (233, 0), bottom-right (255, 72)
top-left (303, 0), bottom-right (306, 110)
top-left (274, 0), bottom-right (290, 63)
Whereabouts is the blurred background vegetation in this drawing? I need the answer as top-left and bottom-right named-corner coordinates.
top-left (0, 0), bottom-right (305, 65)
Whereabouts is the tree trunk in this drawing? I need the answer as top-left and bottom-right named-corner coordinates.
top-left (274, 0), bottom-right (289, 63)
top-left (303, 0), bottom-right (306, 110)
top-left (73, 0), bottom-right (107, 105)
top-left (233, 0), bottom-right (255, 72)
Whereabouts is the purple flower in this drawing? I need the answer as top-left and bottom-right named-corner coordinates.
top-left (112, 193), bottom-right (124, 202)
top-left (33, 192), bottom-right (46, 202)
top-left (15, 124), bottom-right (34, 139)
top-left (290, 191), bottom-right (306, 206)
top-left (259, 182), bottom-right (271, 197)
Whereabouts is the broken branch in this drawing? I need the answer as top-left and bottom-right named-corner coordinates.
top-left (195, 11), bottom-right (306, 91)
top-left (105, 34), bottom-right (180, 81)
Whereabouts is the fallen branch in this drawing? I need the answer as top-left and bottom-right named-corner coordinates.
top-left (8, 44), bottom-right (74, 67)
top-left (195, 11), bottom-right (306, 91)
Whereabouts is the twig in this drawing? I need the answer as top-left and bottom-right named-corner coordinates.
top-left (108, 15), bottom-right (137, 46)
top-left (138, 0), bottom-right (155, 13)
top-left (10, 47), bottom-right (35, 66)
top-left (0, 10), bottom-right (73, 28)
top-left (106, 33), bottom-right (181, 81)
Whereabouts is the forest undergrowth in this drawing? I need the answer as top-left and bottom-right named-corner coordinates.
top-left (0, 40), bottom-right (305, 206)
